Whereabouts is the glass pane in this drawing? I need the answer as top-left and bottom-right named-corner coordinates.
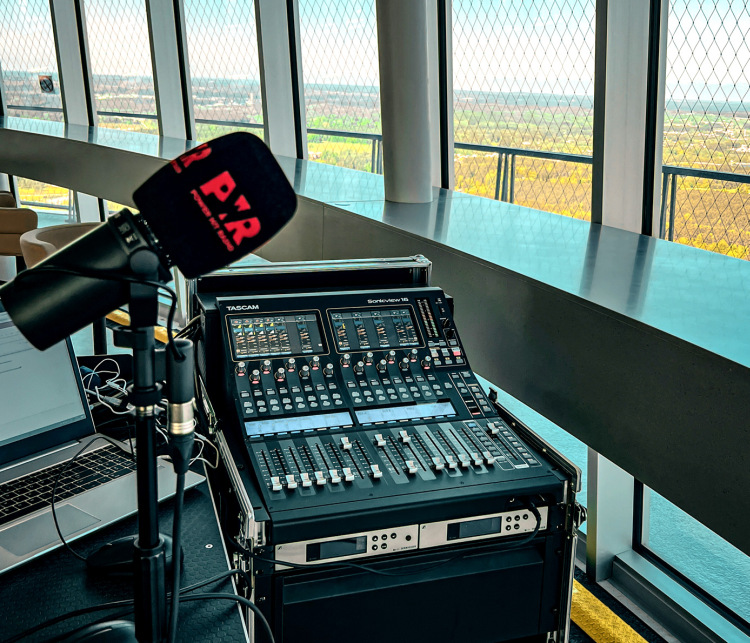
top-left (184, 0), bottom-right (264, 135)
top-left (452, 0), bottom-right (594, 219)
top-left (662, 0), bottom-right (750, 259)
top-left (643, 489), bottom-right (750, 624)
top-left (15, 178), bottom-right (74, 226)
top-left (84, 0), bottom-right (157, 133)
top-left (299, 0), bottom-right (381, 171)
top-left (0, 0), bottom-right (62, 117)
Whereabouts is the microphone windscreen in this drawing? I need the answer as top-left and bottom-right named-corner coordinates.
top-left (133, 132), bottom-right (297, 278)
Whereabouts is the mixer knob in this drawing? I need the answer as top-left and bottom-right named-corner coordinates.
top-left (342, 467), bottom-right (355, 482)
top-left (323, 363), bottom-right (334, 377)
top-left (285, 357), bottom-right (296, 371)
top-left (329, 469), bottom-right (342, 484)
top-left (376, 359), bottom-right (387, 374)
top-left (299, 365), bottom-right (311, 379)
top-left (370, 464), bottom-right (383, 479)
top-left (275, 368), bottom-right (286, 381)
top-left (374, 433), bottom-right (386, 447)
top-left (310, 356), bottom-right (321, 369)
top-left (285, 474), bottom-right (298, 490)
top-left (340, 436), bottom-right (352, 450)
top-left (250, 369), bottom-right (261, 383)
top-left (399, 430), bottom-right (411, 443)
top-left (341, 353), bottom-right (351, 367)
top-left (386, 350), bottom-right (397, 364)
top-left (262, 359), bottom-right (272, 374)
top-left (431, 456), bottom-right (445, 471)
top-left (364, 352), bottom-right (374, 365)
top-left (353, 361), bottom-right (365, 375)
top-left (299, 472), bottom-right (313, 488)
top-left (404, 460), bottom-right (418, 475)
top-left (421, 355), bottom-right (433, 369)
top-left (235, 361), bottom-right (246, 376)
top-left (399, 357), bottom-right (410, 372)
top-left (409, 348), bottom-right (419, 362)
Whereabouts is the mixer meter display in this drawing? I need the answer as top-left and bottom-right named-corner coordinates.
top-left (228, 312), bottom-right (326, 359)
top-left (329, 307), bottom-right (420, 352)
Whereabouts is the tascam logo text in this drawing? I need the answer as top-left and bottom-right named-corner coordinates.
top-left (172, 144), bottom-right (262, 253)
top-left (227, 305), bottom-right (260, 311)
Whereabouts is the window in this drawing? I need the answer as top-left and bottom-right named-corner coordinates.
top-left (184, 0), bottom-right (264, 141)
top-left (452, 0), bottom-right (594, 219)
top-left (298, 0), bottom-right (382, 172)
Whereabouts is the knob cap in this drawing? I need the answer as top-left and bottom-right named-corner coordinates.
top-left (250, 369), bottom-right (261, 383)
top-left (376, 359), bottom-right (387, 373)
top-left (399, 357), bottom-right (410, 372)
top-left (285, 357), bottom-right (296, 371)
top-left (261, 359), bottom-right (272, 374)
top-left (364, 351), bottom-right (374, 365)
top-left (353, 361), bottom-right (365, 375)
top-left (341, 353), bottom-right (351, 367)
top-left (421, 355), bottom-right (433, 369)
top-left (323, 363), bottom-right (334, 376)
top-left (310, 356), bottom-right (321, 369)
top-left (275, 368), bottom-right (286, 381)
top-left (299, 365), bottom-right (310, 379)
top-left (409, 348), bottom-right (419, 362)
top-left (235, 361), bottom-right (246, 376)
top-left (386, 350), bottom-right (396, 363)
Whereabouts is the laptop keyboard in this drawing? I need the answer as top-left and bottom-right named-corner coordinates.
top-left (0, 444), bottom-right (136, 526)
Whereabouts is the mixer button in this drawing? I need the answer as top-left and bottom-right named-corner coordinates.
top-left (241, 391), bottom-right (250, 398)
top-left (322, 401), bottom-right (331, 407)
top-left (316, 384), bottom-right (326, 391)
top-left (300, 473), bottom-right (313, 488)
top-left (377, 395), bottom-right (386, 402)
top-left (304, 385), bottom-right (313, 392)
top-left (285, 474), bottom-right (298, 489)
top-left (270, 476), bottom-right (283, 492)
top-left (307, 395), bottom-right (316, 402)
top-left (389, 395), bottom-right (398, 400)
top-left (328, 383), bottom-right (337, 390)
top-left (329, 469), bottom-right (342, 484)
top-left (319, 394), bottom-right (329, 400)
top-left (405, 460), bottom-right (418, 475)
top-left (370, 464), bottom-right (383, 479)
top-left (332, 393), bottom-right (341, 399)
top-left (431, 456), bottom-right (445, 471)
top-left (399, 430), bottom-right (411, 443)
top-left (342, 467), bottom-right (355, 482)
top-left (314, 471), bottom-right (326, 486)
top-left (310, 402), bottom-right (319, 408)
top-left (334, 400), bottom-right (343, 406)
top-left (374, 434), bottom-right (386, 447)
top-left (340, 436), bottom-right (352, 450)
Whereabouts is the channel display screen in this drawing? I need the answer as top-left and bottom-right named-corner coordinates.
top-left (329, 307), bottom-right (420, 351)
top-left (229, 311), bottom-right (326, 359)
top-left (306, 536), bottom-right (367, 562)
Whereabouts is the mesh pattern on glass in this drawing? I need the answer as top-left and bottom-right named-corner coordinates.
top-left (15, 178), bottom-right (74, 225)
top-left (184, 0), bottom-right (264, 141)
top-left (299, 0), bottom-right (381, 171)
top-left (0, 0), bottom-right (62, 116)
top-left (662, 0), bottom-right (750, 259)
top-left (84, 0), bottom-right (156, 132)
top-left (452, 0), bottom-right (594, 220)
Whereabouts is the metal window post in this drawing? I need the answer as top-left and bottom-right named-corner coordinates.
top-left (145, 0), bottom-right (194, 140)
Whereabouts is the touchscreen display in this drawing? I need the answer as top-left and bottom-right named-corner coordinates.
top-left (229, 312), bottom-right (326, 359)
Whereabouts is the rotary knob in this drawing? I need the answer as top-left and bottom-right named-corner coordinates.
top-left (399, 357), bottom-right (410, 372)
top-left (285, 357), bottom-right (296, 371)
top-left (341, 353), bottom-right (351, 367)
top-left (386, 350), bottom-right (397, 364)
top-left (310, 356), bottom-right (321, 369)
top-left (299, 365), bottom-right (311, 379)
top-left (364, 351), bottom-right (374, 365)
top-left (421, 355), bottom-right (433, 369)
top-left (275, 367), bottom-right (286, 381)
top-left (250, 369), bottom-right (261, 383)
top-left (261, 359), bottom-right (272, 374)
top-left (235, 361), bottom-right (246, 376)
top-left (323, 363), bottom-right (334, 377)
top-left (409, 348), bottom-right (419, 362)
top-left (353, 361), bottom-right (365, 375)
top-left (376, 359), bottom-right (387, 373)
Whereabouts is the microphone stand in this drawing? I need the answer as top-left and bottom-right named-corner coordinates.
top-left (66, 249), bottom-right (168, 642)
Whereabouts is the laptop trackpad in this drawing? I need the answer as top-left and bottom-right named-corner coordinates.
top-left (0, 505), bottom-right (100, 556)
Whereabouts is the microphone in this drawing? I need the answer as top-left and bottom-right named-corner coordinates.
top-left (0, 132), bottom-right (297, 350)
top-left (166, 338), bottom-right (195, 475)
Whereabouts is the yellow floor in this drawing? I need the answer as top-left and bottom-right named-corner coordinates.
top-left (571, 580), bottom-right (649, 643)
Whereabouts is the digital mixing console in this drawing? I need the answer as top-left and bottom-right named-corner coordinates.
top-left (194, 257), bottom-right (583, 643)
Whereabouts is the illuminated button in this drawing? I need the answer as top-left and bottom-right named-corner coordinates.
top-left (399, 430), bottom-right (411, 443)
top-left (270, 476), bottom-right (283, 492)
top-left (284, 474), bottom-right (298, 489)
top-left (431, 456), bottom-right (445, 471)
top-left (370, 464), bottom-right (383, 479)
top-left (314, 471), bottom-right (326, 486)
top-left (342, 467), bottom-right (355, 482)
top-left (300, 472), bottom-right (313, 488)
top-left (329, 469), bottom-right (342, 484)
top-left (340, 436), bottom-right (352, 450)
top-left (374, 433), bottom-right (386, 447)
top-left (404, 460), bottom-right (418, 475)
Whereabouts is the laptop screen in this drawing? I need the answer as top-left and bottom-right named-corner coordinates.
top-left (0, 305), bottom-right (93, 467)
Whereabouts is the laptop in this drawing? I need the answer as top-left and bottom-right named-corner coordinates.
top-left (0, 304), bottom-right (204, 575)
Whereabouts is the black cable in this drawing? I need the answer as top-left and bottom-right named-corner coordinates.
top-left (167, 472), bottom-right (187, 643)
top-left (4, 568), bottom-right (257, 643)
top-left (51, 435), bottom-right (133, 562)
top-left (178, 593), bottom-right (274, 643)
